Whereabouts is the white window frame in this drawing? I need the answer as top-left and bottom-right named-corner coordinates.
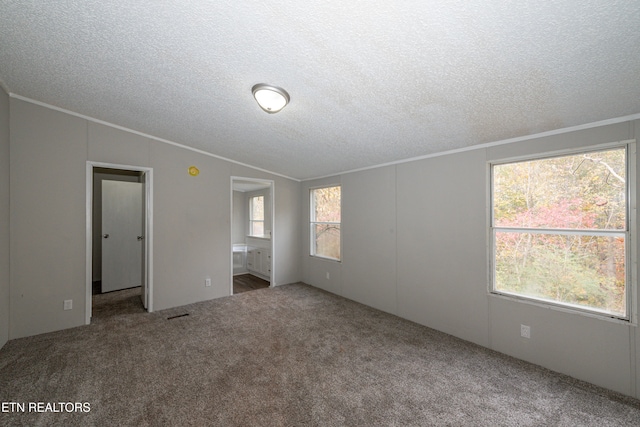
top-left (249, 195), bottom-right (264, 237)
top-left (489, 141), bottom-right (636, 323)
top-left (310, 185), bottom-right (341, 261)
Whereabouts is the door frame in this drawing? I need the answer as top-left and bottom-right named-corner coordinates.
top-left (230, 177), bottom-right (275, 294)
top-left (85, 161), bottom-right (154, 324)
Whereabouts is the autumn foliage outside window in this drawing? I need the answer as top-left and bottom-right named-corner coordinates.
top-left (310, 186), bottom-right (341, 260)
top-left (491, 146), bottom-right (630, 318)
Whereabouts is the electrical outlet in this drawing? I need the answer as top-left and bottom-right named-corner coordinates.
top-left (64, 300), bottom-right (73, 311)
top-left (205, 277), bottom-right (211, 287)
top-left (520, 324), bottom-right (531, 339)
top-left (326, 272), bottom-right (330, 280)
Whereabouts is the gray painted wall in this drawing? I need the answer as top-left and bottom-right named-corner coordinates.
top-left (0, 86), bottom-right (9, 349)
top-left (232, 191), bottom-right (246, 245)
top-left (271, 176), bottom-right (302, 286)
top-left (302, 120), bottom-right (640, 398)
top-left (8, 98), bottom-right (301, 339)
top-left (10, 99), bottom-right (87, 338)
top-left (342, 167), bottom-right (397, 314)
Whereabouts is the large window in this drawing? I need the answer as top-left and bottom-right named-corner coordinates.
top-left (491, 145), bottom-right (631, 319)
top-left (310, 186), bottom-right (341, 261)
top-left (249, 195), bottom-right (264, 236)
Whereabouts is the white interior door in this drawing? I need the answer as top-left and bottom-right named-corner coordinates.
top-left (102, 181), bottom-right (143, 293)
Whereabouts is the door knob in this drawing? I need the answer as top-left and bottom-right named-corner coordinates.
top-left (137, 236), bottom-right (145, 240)
top-left (103, 234), bottom-right (109, 238)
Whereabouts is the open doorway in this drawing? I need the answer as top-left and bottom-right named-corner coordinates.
top-left (230, 177), bottom-right (274, 295)
top-left (86, 162), bottom-right (153, 324)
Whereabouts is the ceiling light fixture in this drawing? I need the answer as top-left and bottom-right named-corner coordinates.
top-left (252, 84), bottom-right (290, 114)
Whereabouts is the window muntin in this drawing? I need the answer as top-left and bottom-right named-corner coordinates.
top-left (249, 195), bottom-right (264, 236)
top-left (491, 146), bottom-right (629, 318)
top-left (310, 186), bottom-right (341, 261)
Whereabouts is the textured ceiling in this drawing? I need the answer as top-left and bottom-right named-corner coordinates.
top-left (1, 1), bottom-right (639, 180)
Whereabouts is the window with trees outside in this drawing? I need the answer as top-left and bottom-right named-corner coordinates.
top-left (491, 145), bottom-right (632, 319)
top-left (249, 195), bottom-right (264, 236)
top-left (310, 186), bottom-right (341, 261)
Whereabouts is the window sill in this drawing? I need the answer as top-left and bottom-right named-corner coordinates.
top-left (488, 291), bottom-right (635, 326)
top-left (247, 235), bottom-right (271, 241)
top-left (309, 254), bottom-right (341, 263)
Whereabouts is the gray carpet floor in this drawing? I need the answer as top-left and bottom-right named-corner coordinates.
top-left (1, 283), bottom-right (639, 426)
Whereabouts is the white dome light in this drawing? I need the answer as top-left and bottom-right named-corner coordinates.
top-left (252, 84), bottom-right (290, 114)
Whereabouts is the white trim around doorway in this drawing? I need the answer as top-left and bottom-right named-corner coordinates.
top-left (230, 177), bottom-right (275, 295)
top-left (85, 161), bottom-right (154, 324)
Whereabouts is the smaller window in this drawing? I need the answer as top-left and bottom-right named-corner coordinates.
top-left (249, 195), bottom-right (264, 236)
top-left (310, 186), bottom-right (341, 261)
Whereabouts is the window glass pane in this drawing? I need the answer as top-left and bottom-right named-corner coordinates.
top-left (251, 196), bottom-right (264, 221)
top-left (495, 231), bottom-right (625, 316)
top-left (312, 187), bottom-right (341, 222)
top-left (314, 224), bottom-right (341, 260)
top-left (493, 148), bottom-right (626, 230)
top-left (251, 220), bottom-right (264, 236)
